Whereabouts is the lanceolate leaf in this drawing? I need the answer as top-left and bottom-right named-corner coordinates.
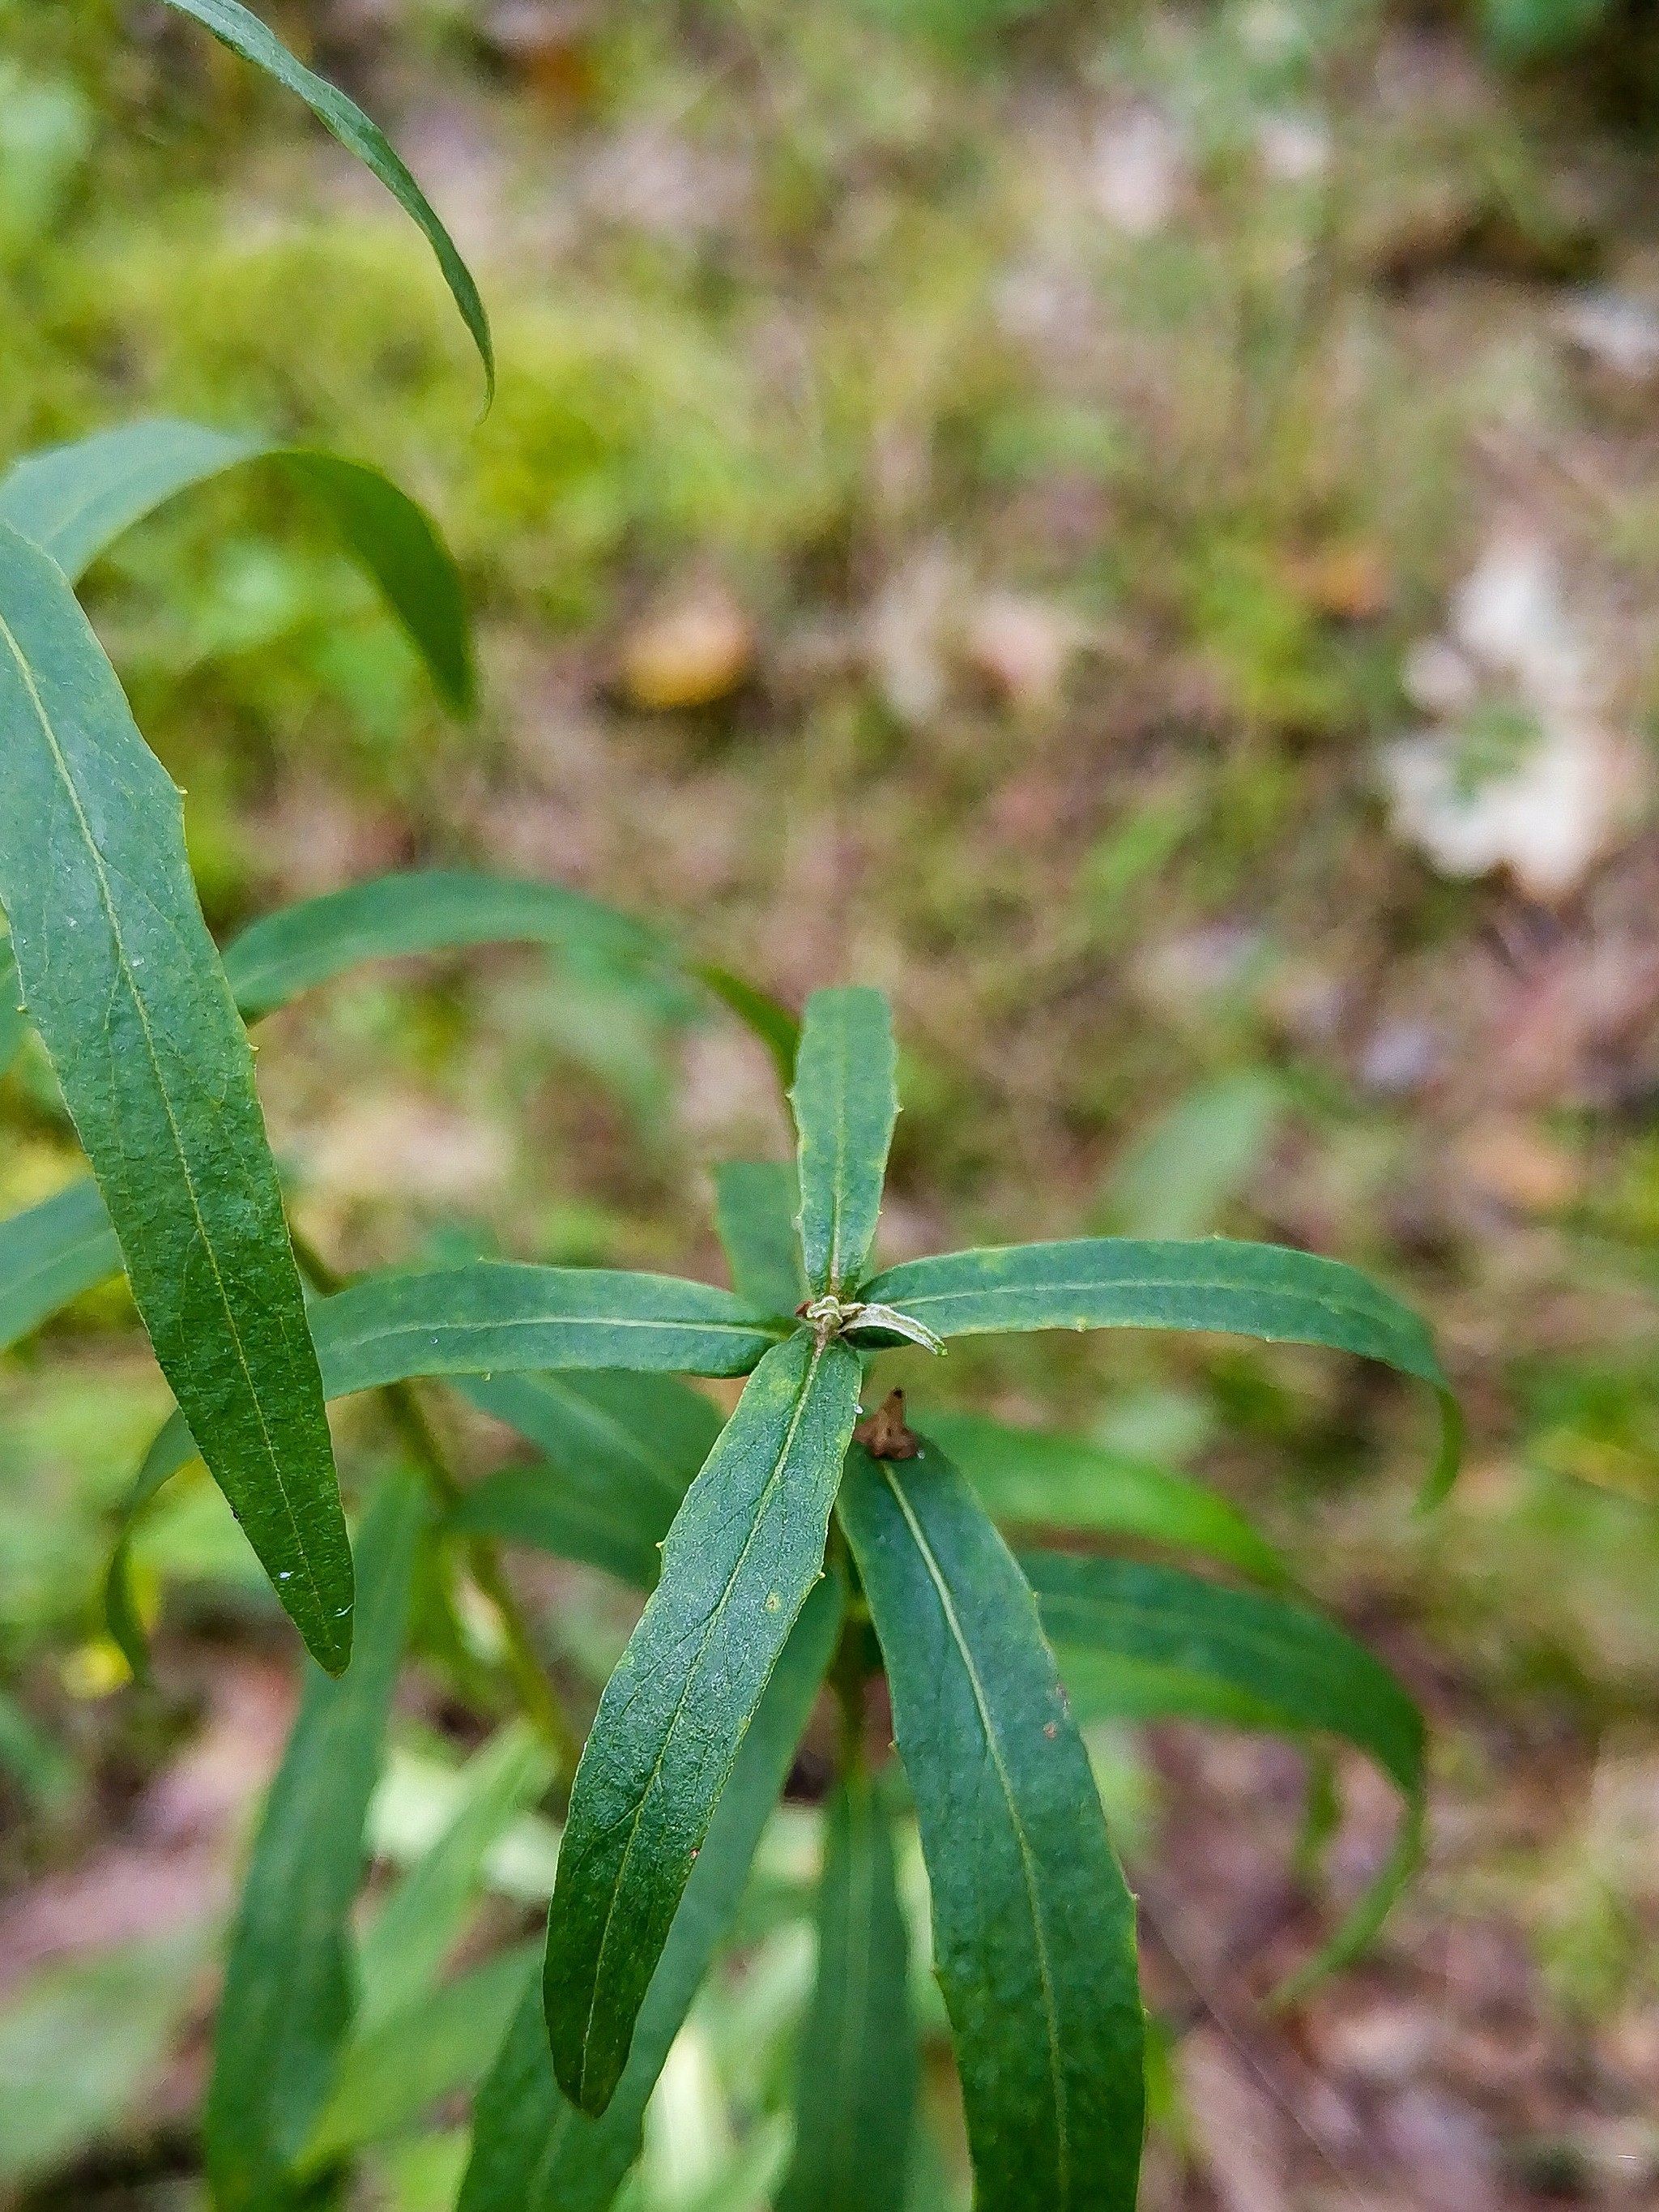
top-left (776, 1771), bottom-right (916, 2212)
top-left (0, 1182), bottom-right (121, 1355)
top-left (838, 1438), bottom-right (1145, 2212)
top-left (223, 870), bottom-right (669, 1021)
top-left (458, 1577), bottom-right (842, 2212)
top-left (866, 1239), bottom-right (1460, 1498)
top-left (0, 422), bottom-right (473, 711)
top-left (791, 987), bottom-right (898, 1296)
top-left (0, 521), bottom-right (352, 1671)
top-left (1022, 1551), bottom-right (1426, 1988)
top-left (713, 1159), bottom-right (807, 1317)
top-left (154, 1), bottom-right (494, 399)
top-left (313, 1264), bottom-right (783, 1398)
top-left (925, 1411), bottom-right (1288, 1586)
top-left (545, 1331), bottom-right (861, 2116)
top-left (205, 1471), bottom-right (427, 2212)
top-left (451, 1370), bottom-right (719, 1590)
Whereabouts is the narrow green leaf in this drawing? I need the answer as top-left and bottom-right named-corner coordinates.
top-left (838, 1437), bottom-right (1145, 2212)
top-left (104, 1414), bottom-right (203, 1685)
top-left (545, 1330), bottom-right (861, 2116)
top-left (865, 1238), bottom-right (1460, 1498)
top-left (1100, 1071), bottom-right (1284, 1240)
top-left (459, 1576), bottom-right (842, 2212)
top-left (713, 1159), bottom-right (807, 1318)
top-left (0, 521), bottom-right (351, 1671)
top-left (923, 1410), bottom-right (1288, 1586)
top-left (223, 869), bottom-right (667, 1022)
top-left (791, 987), bottom-right (898, 1296)
top-left (205, 1471), bottom-right (427, 2212)
top-left (453, 1370), bottom-right (716, 1589)
top-left (303, 1941), bottom-right (539, 2170)
top-left (356, 1723), bottom-right (553, 2033)
top-left (0, 421), bottom-right (473, 710)
top-left (1021, 1550), bottom-right (1426, 1989)
top-left (691, 963), bottom-right (800, 1092)
top-left (0, 1181), bottom-right (122, 1354)
top-left (313, 1264), bottom-right (783, 1399)
top-left (777, 1771), bottom-right (916, 2212)
top-left (0, 937), bottom-right (23, 1080)
top-left (155, 1), bottom-right (494, 399)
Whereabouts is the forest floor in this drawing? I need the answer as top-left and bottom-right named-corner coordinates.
top-left (5, 2), bottom-right (1659, 2206)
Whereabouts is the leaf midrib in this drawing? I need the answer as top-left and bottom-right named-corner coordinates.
top-left (0, 598), bottom-right (322, 1622)
top-left (879, 1460), bottom-right (1070, 2206)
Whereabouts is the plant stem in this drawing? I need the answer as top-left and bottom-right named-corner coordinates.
top-left (288, 1220), bottom-right (582, 1779)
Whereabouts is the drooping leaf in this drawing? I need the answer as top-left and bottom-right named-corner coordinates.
top-left (0, 1181), bottom-right (121, 1354)
top-left (0, 422), bottom-right (473, 711)
top-left (0, 521), bottom-right (352, 1670)
top-left (1021, 1550), bottom-right (1426, 1990)
top-left (313, 1264), bottom-right (784, 1399)
top-left (691, 963), bottom-right (800, 1092)
top-left (838, 1437), bottom-right (1145, 2212)
top-left (923, 1410), bottom-right (1287, 1586)
top-left (776, 1770), bottom-right (916, 2212)
top-left (223, 870), bottom-right (669, 1022)
top-left (451, 1370), bottom-right (718, 1588)
top-left (356, 1723), bottom-right (553, 2033)
top-left (301, 1941), bottom-right (539, 2171)
top-left (713, 1159), bottom-right (807, 1318)
top-left (545, 1330), bottom-right (860, 2116)
top-left (864, 1239), bottom-right (1460, 1499)
top-left (458, 1576), bottom-right (842, 2212)
top-left (153, 2), bottom-right (493, 398)
top-left (205, 1471), bottom-right (427, 2212)
top-left (791, 987), bottom-right (898, 1296)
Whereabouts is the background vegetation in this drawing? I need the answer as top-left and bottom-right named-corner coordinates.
top-left (5, 0), bottom-right (1659, 2205)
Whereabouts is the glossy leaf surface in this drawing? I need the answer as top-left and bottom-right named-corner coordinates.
top-left (545, 1331), bottom-right (860, 2115)
top-left (459, 1577), bottom-right (842, 2212)
top-left (777, 1770), bottom-right (916, 2212)
top-left (925, 1410), bottom-right (1287, 1585)
top-left (0, 422), bottom-right (472, 711)
top-left (713, 1159), bottom-right (807, 1317)
top-left (0, 521), bottom-right (350, 1669)
top-left (224, 870), bottom-right (668, 1021)
top-left (839, 1438), bottom-right (1145, 2212)
top-left (867, 1238), bottom-right (1458, 1497)
top-left (791, 987), bottom-right (898, 1295)
top-left (155, 2), bottom-right (493, 396)
top-left (204, 1472), bottom-right (426, 2212)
